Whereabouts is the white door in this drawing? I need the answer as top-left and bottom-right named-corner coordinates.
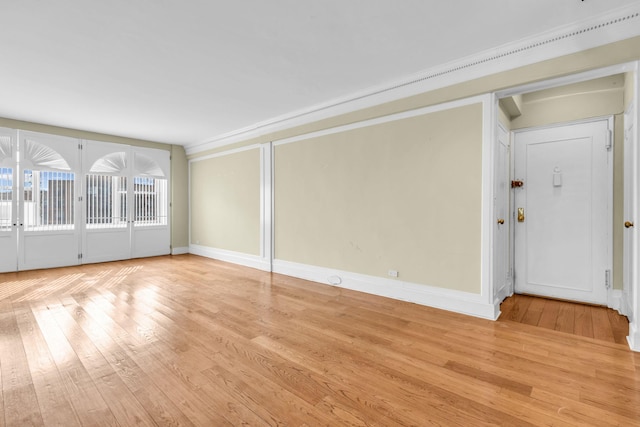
top-left (131, 147), bottom-right (170, 258)
top-left (514, 119), bottom-right (611, 305)
top-left (494, 124), bottom-right (512, 302)
top-left (18, 131), bottom-right (81, 271)
top-left (0, 128), bottom-right (18, 272)
top-left (82, 141), bottom-right (132, 263)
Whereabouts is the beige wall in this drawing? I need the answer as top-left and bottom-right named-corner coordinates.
top-left (510, 75), bottom-right (625, 130)
top-left (508, 75), bottom-right (626, 289)
top-left (0, 116), bottom-right (189, 250)
top-left (187, 35), bottom-right (640, 298)
top-left (275, 103), bottom-right (483, 293)
top-left (625, 71), bottom-right (636, 109)
top-left (498, 105), bottom-right (512, 131)
top-left (190, 148), bottom-right (261, 255)
top-left (171, 144), bottom-right (189, 249)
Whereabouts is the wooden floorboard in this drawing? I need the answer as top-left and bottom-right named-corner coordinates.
top-left (499, 294), bottom-right (629, 346)
top-left (0, 255), bottom-right (639, 426)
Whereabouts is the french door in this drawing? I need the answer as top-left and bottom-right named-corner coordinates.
top-left (0, 128), bottom-right (170, 272)
top-left (82, 141), bottom-right (170, 263)
top-left (82, 140), bottom-right (132, 263)
top-left (18, 131), bottom-right (82, 270)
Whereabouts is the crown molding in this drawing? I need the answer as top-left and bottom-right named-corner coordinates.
top-left (186, 3), bottom-right (640, 156)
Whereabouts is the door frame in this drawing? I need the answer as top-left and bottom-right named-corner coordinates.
top-left (492, 60), bottom-right (640, 351)
top-left (511, 117), bottom-right (614, 305)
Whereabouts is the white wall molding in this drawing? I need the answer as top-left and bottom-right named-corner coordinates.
top-left (171, 246), bottom-right (189, 255)
top-left (628, 323), bottom-right (640, 352)
top-left (481, 94), bottom-right (497, 306)
top-left (259, 142), bottom-right (273, 268)
top-left (186, 4), bottom-right (640, 156)
top-left (273, 95), bottom-right (486, 147)
top-left (188, 143), bottom-right (262, 163)
top-left (190, 244), bottom-right (271, 272)
top-left (273, 259), bottom-right (500, 320)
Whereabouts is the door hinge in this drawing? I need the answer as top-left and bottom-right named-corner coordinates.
top-left (606, 130), bottom-right (613, 151)
top-left (78, 143), bottom-right (83, 150)
top-left (78, 196), bottom-right (83, 202)
top-left (605, 269), bottom-right (611, 289)
top-left (78, 253), bottom-right (83, 260)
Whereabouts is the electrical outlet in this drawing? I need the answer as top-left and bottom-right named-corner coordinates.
top-left (388, 270), bottom-right (398, 278)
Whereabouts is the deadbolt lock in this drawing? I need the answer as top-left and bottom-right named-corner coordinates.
top-left (497, 219), bottom-right (505, 225)
top-left (517, 208), bottom-right (525, 223)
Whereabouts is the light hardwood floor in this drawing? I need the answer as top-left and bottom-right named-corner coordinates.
top-left (1, 254), bottom-right (639, 426)
top-left (499, 294), bottom-right (630, 345)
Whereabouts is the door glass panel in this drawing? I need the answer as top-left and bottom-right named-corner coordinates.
top-left (86, 174), bottom-right (127, 229)
top-left (23, 170), bottom-right (75, 231)
top-left (134, 177), bottom-right (167, 226)
top-left (0, 167), bottom-right (12, 231)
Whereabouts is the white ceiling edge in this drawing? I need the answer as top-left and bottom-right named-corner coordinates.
top-left (185, 3), bottom-right (640, 156)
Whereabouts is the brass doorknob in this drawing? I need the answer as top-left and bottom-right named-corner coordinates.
top-left (497, 219), bottom-right (505, 224)
top-left (625, 221), bottom-right (634, 228)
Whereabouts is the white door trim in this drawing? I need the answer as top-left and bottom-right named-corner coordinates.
top-left (482, 93), bottom-right (498, 312)
top-left (628, 64), bottom-right (640, 352)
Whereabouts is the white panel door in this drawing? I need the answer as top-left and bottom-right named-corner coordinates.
top-left (514, 120), bottom-right (611, 304)
top-left (82, 140), bottom-right (132, 264)
top-left (18, 131), bottom-right (81, 271)
top-left (131, 147), bottom-right (170, 258)
top-left (494, 124), bottom-right (512, 302)
top-left (0, 128), bottom-right (18, 272)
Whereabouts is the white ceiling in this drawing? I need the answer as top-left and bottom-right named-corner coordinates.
top-left (1, 1), bottom-right (638, 146)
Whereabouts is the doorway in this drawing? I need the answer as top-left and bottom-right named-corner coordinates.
top-left (512, 119), bottom-right (612, 305)
top-left (494, 65), bottom-right (637, 318)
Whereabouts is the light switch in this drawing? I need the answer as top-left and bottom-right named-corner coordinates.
top-left (553, 167), bottom-right (562, 187)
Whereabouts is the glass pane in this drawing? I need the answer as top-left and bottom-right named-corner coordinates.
top-left (24, 169), bottom-right (75, 231)
top-left (133, 177), bottom-right (167, 226)
top-left (86, 174), bottom-right (127, 229)
top-left (0, 167), bottom-right (12, 231)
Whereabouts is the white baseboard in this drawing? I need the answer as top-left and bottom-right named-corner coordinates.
top-left (273, 259), bottom-right (499, 320)
top-left (628, 322), bottom-right (640, 352)
top-left (608, 289), bottom-right (632, 317)
top-left (189, 244), bottom-right (271, 272)
top-left (171, 246), bottom-right (189, 255)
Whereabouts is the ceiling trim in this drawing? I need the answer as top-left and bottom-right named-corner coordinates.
top-left (186, 3), bottom-right (640, 156)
